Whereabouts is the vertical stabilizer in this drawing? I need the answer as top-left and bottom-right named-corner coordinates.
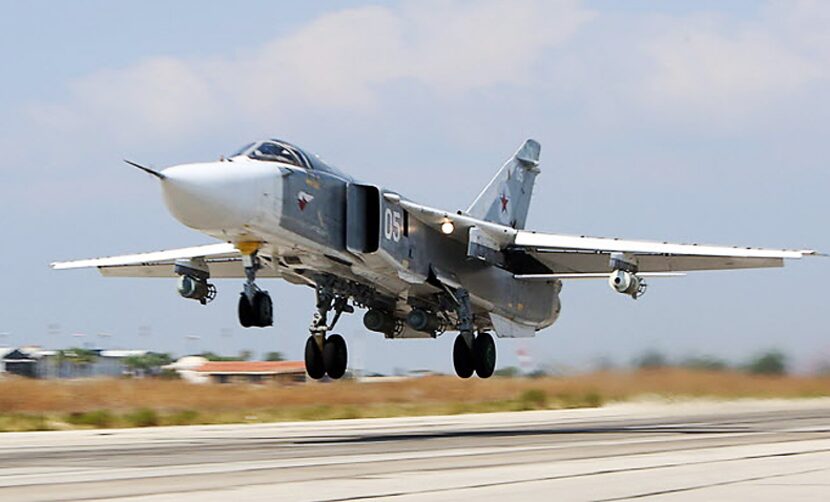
top-left (466, 139), bottom-right (540, 229)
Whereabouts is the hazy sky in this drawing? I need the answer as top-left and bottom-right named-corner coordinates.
top-left (1, 0), bottom-right (828, 374)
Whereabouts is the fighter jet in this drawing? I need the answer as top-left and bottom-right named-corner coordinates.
top-left (52, 139), bottom-right (819, 379)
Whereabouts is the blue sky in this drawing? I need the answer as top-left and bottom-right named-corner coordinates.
top-left (1, 0), bottom-right (828, 373)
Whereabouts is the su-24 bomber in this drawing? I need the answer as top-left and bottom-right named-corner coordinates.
top-left (52, 139), bottom-right (820, 379)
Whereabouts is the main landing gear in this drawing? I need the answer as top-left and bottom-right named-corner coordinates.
top-left (237, 248), bottom-right (273, 328)
top-left (447, 287), bottom-right (496, 379)
top-left (304, 282), bottom-right (353, 380)
top-left (453, 331), bottom-right (496, 379)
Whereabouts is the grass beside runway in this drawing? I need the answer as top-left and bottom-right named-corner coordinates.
top-left (0, 369), bottom-right (829, 431)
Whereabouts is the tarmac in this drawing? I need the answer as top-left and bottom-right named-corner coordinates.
top-left (1, 398), bottom-right (829, 501)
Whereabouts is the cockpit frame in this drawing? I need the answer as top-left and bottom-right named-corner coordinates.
top-left (230, 139), bottom-right (351, 180)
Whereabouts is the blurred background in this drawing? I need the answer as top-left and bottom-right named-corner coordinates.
top-left (1, 0), bottom-right (828, 376)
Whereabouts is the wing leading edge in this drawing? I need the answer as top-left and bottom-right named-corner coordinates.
top-left (513, 231), bottom-right (816, 275)
top-left (49, 243), bottom-right (279, 278)
top-left (397, 198), bottom-right (816, 275)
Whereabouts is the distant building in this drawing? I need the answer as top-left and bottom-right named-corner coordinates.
top-left (2, 348), bottom-right (40, 378)
top-left (193, 361), bottom-right (307, 384)
top-left (0, 347), bottom-right (15, 374)
top-left (1, 346), bottom-right (148, 379)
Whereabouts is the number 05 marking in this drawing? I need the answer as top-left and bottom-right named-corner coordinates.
top-left (384, 208), bottom-right (402, 242)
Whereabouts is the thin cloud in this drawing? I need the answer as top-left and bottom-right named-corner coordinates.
top-left (641, 6), bottom-right (829, 126)
top-left (25, 1), bottom-right (594, 147)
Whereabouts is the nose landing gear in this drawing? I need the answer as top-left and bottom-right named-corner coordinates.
top-left (236, 246), bottom-right (273, 328)
top-left (238, 290), bottom-right (272, 328)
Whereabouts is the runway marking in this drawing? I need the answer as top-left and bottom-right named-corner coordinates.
top-left (0, 435), bottom-right (743, 488)
top-left (289, 447), bottom-right (830, 502)
top-left (118, 446), bottom-right (829, 502)
top-left (2, 426), bottom-right (827, 489)
top-left (594, 467), bottom-right (830, 501)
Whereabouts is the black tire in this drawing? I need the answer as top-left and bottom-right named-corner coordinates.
top-left (473, 332), bottom-right (496, 378)
top-left (323, 334), bottom-right (348, 379)
top-left (252, 291), bottom-right (273, 327)
top-left (238, 294), bottom-right (253, 328)
top-left (453, 333), bottom-right (474, 378)
top-left (305, 336), bottom-right (326, 380)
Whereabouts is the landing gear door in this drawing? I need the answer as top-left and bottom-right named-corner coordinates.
top-left (346, 183), bottom-right (380, 254)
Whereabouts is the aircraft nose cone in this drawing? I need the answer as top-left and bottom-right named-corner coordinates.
top-left (160, 163), bottom-right (264, 231)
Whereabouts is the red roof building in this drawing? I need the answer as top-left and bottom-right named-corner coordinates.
top-left (194, 361), bottom-right (306, 384)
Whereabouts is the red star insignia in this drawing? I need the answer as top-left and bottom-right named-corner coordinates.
top-left (499, 193), bottom-right (509, 213)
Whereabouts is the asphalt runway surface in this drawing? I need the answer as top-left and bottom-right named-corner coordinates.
top-left (1, 399), bottom-right (829, 501)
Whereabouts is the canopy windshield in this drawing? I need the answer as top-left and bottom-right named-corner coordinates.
top-left (232, 140), bottom-right (305, 167)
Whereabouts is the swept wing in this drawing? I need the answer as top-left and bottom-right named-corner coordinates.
top-left (399, 199), bottom-right (816, 276)
top-left (50, 243), bottom-right (280, 278)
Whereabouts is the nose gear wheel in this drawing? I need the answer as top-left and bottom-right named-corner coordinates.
top-left (236, 250), bottom-right (273, 328)
top-left (238, 291), bottom-right (272, 327)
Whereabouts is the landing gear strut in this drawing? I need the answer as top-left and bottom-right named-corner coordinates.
top-left (237, 248), bottom-right (272, 328)
top-left (447, 287), bottom-right (496, 378)
top-left (304, 281), bottom-right (353, 380)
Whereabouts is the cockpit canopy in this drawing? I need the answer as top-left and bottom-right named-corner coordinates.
top-left (231, 140), bottom-right (307, 168)
top-left (230, 139), bottom-right (351, 179)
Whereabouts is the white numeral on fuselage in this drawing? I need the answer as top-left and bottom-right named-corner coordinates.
top-left (384, 208), bottom-right (402, 242)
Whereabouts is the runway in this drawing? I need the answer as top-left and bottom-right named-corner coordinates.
top-left (1, 399), bottom-right (829, 501)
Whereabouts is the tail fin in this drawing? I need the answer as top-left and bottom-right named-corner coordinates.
top-left (466, 139), bottom-right (541, 229)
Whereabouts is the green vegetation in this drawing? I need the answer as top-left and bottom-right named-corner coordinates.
top-left (167, 410), bottom-right (200, 425)
top-left (744, 350), bottom-right (788, 376)
top-left (493, 366), bottom-right (520, 377)
top-left (634, 350), bottom-right (668, 369)
top-left (56, 348), bottom-right (97, 375)
top-left (199, 351), bottom-right (255, 362)
top-left (199, 351), bottom-right (239, 362)
top-left (66, 410), bottom-right (116, 428)
top-left (680, 355), bottom-right (729, 372)
top-left (518, 389), bottom-right (548, 410)
top-left (0, 414), bottom-right (51, 432)
top-left (264, 351), bottom-right (285, 362)
top-left (124, 408), bottom-right (159, 427)
top-left (0, 366), bottom-right (827, 432)
top-left (627, 349), bottom-right (789, 376)
top-left (124, 352), bottom-right (173, 375)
